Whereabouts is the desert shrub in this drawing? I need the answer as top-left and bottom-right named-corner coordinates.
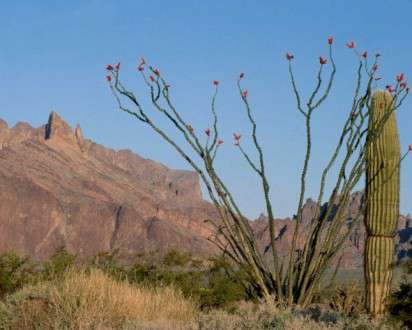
top-left (41, 247), bottom-right (76, 280)
top-left (2, 268), bottom-right (196, 329)
top-left (163, 249), bottom-right (193, 267)
top-left (0, 252), bottom-right (35, 296)
top-left (122, 253), bottom-right (248, 309)
top-left (328, 283), bottom-right (365, 316)
top-left (91, 249), bottom-right (128, 281)
top-left (195, 302), bottom-right (390, 330)
top-left (387, 259), bottom-right (412, 329)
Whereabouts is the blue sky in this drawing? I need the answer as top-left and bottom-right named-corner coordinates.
top-left (0, 1), bottom-right (411, 218)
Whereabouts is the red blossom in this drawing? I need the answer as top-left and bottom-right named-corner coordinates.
top-left (396, 73), bottom-right (405, 82)
top-left (106, 64), bottom-right (114, 71)
top-left (386, 85), bottom-right (394, 93)
top-left (409, 144), bottom-right (412, 151)
top-left (319, 56), bottom-right (327, 65)
top-left (150, 76), bottom-right (155, 82)
top-left (233, 133), bottom-right (241, 141)
top-left (362, 51), bottom-right (368, 59)
top-left (286, 52), bottom-right (294, 61)
top-left (400, 82), bottom-right (408, 89)
top-left (217, 139), bottom-right (224, 145)
top-left (115, 62), bottom-right (121, 70)
top-left (242, 90), bottom-right (248, 98)
top-left (154, 69), bottom-right (160, 76)
top-left (106, 75), bottom-right (112, 82)
top-left (213, 80), bottom-right (219, 86)
top-left (346, 41), bottom-right (356, 49)
top-left (204, 128), bottom-right (211, 137)
top-left (328, 36), bottom-right (333, 45)
top-left (239, 72), bottom-right (245, 79)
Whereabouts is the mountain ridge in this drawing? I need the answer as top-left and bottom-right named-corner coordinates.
top-left (0, 112), bottom-right (410, 267)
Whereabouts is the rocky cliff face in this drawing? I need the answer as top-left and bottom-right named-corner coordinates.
top-left (0, 112), bottom-right (217, 260)
top-left (0, 112), bottom-right (410, 267)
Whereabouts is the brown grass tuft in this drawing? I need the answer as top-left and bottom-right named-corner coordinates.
top-left (2, 268), bottom-right (196, 329)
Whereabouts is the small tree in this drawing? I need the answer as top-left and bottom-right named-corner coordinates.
top-left (106, 38), bottom-right (410, 307)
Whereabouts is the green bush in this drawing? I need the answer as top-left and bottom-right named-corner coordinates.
top-left (387, 259), bottom-right (412, 329)
top-left (0, 252), bottom-right (35, 296)
top-left (41, 247), bottom-right (76, 280)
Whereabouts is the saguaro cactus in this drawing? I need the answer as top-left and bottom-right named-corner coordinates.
top-left (365, 90), bottom-right (400, 316)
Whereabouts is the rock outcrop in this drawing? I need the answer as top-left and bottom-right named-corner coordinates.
top-left (0, 112), bottom-right (217, 260)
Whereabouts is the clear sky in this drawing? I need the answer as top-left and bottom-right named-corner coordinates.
top-left (1, 1), bottom-right (411, 219)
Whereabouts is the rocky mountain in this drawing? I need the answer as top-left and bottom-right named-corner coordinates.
top-left (0, 112), bottom-right (410, 267)
top-left (0, 112), bottom-right (217, 260)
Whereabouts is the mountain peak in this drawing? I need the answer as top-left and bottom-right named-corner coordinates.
top-left (44, 111), bottom-right (83, 149)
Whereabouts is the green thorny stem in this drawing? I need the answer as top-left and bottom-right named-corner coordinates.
top-left (109, 66), bottom-right (274, 302)
top-left (107, 46), bottom-right (409, 306)
top-left (286, 44), bottom-right (336, 304)
top-left (236, 78), bottom-right (283, 299)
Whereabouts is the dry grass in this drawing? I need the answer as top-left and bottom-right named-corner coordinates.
top-left (0, 269), bottom-right (398, 329)
top-left (1, 268), bottom-right (196, 329)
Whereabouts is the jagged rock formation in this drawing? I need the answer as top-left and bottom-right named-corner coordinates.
top-left (0, 112), bottom-right (217, 260)
top-left (0, 112), bottom-right (410, 267)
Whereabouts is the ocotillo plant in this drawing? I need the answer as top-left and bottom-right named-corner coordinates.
top-left (364, 90), bottom-right (408, 316)
top-left (106, 38), bottom-right (410, 308)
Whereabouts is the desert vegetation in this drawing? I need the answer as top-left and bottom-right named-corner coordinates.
top-left (0, 249), bottom-right (410, 329)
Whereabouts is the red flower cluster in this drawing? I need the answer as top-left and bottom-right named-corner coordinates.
top-left (242, 90), bottom-right (248, 98)
top-left (217, 139), bottom-right (224, 146)
top-left (106, 75), bottom-right (112, 82)
top-left (233, 133), bottom-right (241, 146)
top-left (150, 76), bottom-right (155, 82)
top-left (319, 56), bottom-right (327, 65)
top-left (213, 80), bottom-right (219, 86)
top-left (346, 41), bottom-right (356, 49)
top-left (386, 85), bottom-right (394, 93)
top-left (396, 73), bottom-right (405, 82)
top-left (328, 36), bottom-right (333, 45)
top-left (115, 62), bottom-right (121, 70)
top-left (154, 69), bottom-right (160, 77)
top-left (106, 64), bottom-right (114, 71)
top-left (204, 128), bottom-right (211, 137)
top-left (286, 53), bottom-right (294, 61)
top-left (138, 58), bottom-right (145, 71)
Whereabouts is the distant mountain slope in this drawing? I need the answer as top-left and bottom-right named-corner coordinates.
top-left (0, 112), bottom-right (217, 260)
